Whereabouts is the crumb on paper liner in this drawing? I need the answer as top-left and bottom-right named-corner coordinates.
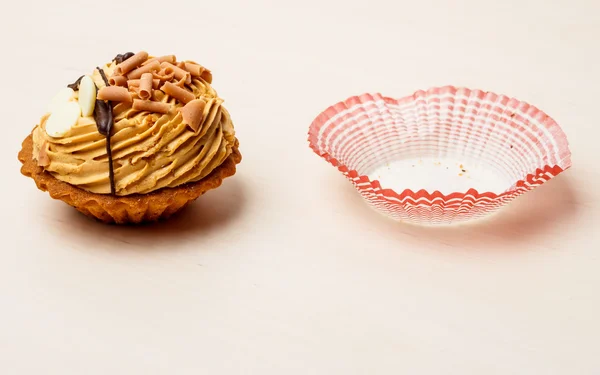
top-left (307, 87), bottom-right (572, 225)
top-left (19, 133), bottom-right (241, 225)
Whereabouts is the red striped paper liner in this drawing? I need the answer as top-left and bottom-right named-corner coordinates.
top-left (308, 86), bottom-right (572, 225)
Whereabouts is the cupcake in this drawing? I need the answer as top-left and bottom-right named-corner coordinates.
top-left (19, 51), bottom-right (241, 224)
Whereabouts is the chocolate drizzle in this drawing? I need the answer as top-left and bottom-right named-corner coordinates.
top-left (95, 67), bottom-right (116, 195)
top-left (93, 100), bottom-right (113, 136)
top-left (67, 75), bottom-right (84, 90)
top-left (113, 52), bottom-right (135, 64)
top-left (97, 67), bottom-right (110, 87)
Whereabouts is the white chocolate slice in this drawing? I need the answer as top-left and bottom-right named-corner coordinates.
top-left (45, 101), bottom-right (81, 138)
top-left (78, 75), bottom-right (96, 117)
top-left (47, 87), bottom-right (75, 113)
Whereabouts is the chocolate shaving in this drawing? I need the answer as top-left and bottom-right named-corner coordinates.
top-left (113, 52), bottom-right (135, 65)
top-left (67, 75), bottom-right (84, 90)
top-left (94, 66), bottom-right (116, 195)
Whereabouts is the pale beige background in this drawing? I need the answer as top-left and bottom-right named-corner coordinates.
top-left (1, 0), bottom-right (599, 374)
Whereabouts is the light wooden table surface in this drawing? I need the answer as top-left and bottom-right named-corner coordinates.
top-left (1, 0), bottom-right (599, 373)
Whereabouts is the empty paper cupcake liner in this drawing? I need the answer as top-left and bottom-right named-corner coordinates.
top-left (308, 86), bottom-right (572, 225)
